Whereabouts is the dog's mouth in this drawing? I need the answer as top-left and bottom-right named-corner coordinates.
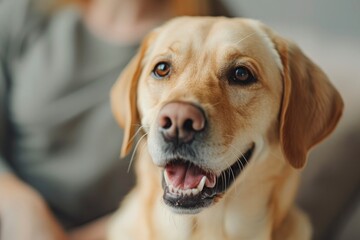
top-left (161, 144), bottom-right (255, 214)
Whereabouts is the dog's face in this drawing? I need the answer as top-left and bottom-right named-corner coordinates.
top-left (112, 17), bottom-right (343, 214)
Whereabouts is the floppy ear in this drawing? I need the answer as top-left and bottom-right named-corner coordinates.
top-left (111, 33), bottom-right (157, 158)
top-left (270, 33), bottom-right (344, 169)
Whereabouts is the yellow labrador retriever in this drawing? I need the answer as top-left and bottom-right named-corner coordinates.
top-left (109, 17), bottom-right (343, 240)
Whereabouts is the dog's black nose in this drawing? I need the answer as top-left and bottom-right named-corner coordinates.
top-left (158, 102), bottom-right (206, 144)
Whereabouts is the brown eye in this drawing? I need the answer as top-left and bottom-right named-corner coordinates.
top-left (229, 66), bottom-right (256, 85)
top-left (152, 62), bottom-right (171, 79)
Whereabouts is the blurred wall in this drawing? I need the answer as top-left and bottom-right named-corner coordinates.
top-left (225, 0), bottom-right (360, 38)
top-left (224, 0), bottom-right (360, 80)
top-left (222, 1), bottom-right (360, 240)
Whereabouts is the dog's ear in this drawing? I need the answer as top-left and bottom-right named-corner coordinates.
top-left (266, 29), bottom-right (344, 169)
top-left (111, 32), bottom-right (157, 158)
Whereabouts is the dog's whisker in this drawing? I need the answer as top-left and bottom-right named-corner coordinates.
top-left (128, 125), bottom-right (145, 144)
top-left (227, 144), bottom-right (246, 165)
top-left (212, 101), bottom-right (221, 107)
top-left (224, 133), bottom-right (236, 137)
top-left (223, 134), bottom-right (236, 140)
top-left (206, 101), bottom-right (222, 108)
top-left (190, 218), bottom-right (199, 233)
top-left (162, 205), bottom-right (176, 228)
top-left (170, 214), bottom-right (177, 230)
top-left (219, 156), bottom-right (234, 193)
top-left (224, 158), bottom-right (235, 193)
top-left (127, 132), bottom-right (148, 173)
top-left (226, 146), bottom-right (245, 195)
top-left (221, 171), bottom-right (226, 193)
top-left (228, 142), bottom-right (255, 194)
top-left (268, 151), bottom-right (284, 162)
top-left (235, 32), bottom-right (257, 45)
top-left (162, 204), bottom-right (177, 229)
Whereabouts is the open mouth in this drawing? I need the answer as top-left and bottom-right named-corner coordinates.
top-left (162, 144), bottom-right (255, 213)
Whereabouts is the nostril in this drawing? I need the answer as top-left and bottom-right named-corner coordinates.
top-left (161, 116), bottom-right (172, 129)
top-left (163, 117), bottom-right (172, 129)
top-left (183, 119), bottom-right (194, 132)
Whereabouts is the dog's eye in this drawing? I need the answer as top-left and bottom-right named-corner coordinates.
top-left (229, 66), bottom-right (256, 85)
top-left (152, 62), bottom-right (171, 79)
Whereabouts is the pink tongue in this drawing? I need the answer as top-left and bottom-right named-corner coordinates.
top-left (165, 163), bottom-right (206, 189)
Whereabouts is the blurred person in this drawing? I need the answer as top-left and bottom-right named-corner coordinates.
top-left (0, 0), bottom-right (229, 239)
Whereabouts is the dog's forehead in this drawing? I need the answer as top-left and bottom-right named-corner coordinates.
top-left (149, 17), bottom-right (283, 72)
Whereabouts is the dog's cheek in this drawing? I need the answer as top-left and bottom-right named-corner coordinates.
top-left (247, 95), bottom-right (282, 155)
top-left (226, 88), bottom-right (280, 151)
top-left (137, 78), bottom-right (162, 121)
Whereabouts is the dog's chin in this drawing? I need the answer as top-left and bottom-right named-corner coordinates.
top-left (161, 144), bottom-right (255, 214)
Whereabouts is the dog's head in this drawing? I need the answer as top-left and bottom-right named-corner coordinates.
top-left (111, 17), bottom-right (343, 214)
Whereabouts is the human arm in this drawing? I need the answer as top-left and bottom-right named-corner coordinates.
top-left (68, 215), bottom-right (112, 240)
top-left (0, 173), bottom-right (69, 240)
top-left (0, 1), bottom-right (68, 239)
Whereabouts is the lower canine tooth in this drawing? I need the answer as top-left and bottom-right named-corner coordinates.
top-left (191, 188), bottom-right (200, 195)
top-left (164, 171), bottom-right (170, 185)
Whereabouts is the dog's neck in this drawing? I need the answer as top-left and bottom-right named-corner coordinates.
top-left (134, 144), bottom-right (299, 240)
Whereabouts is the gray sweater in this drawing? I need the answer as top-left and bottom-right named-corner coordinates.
top-left (0, 0), bottom-right (136, 228)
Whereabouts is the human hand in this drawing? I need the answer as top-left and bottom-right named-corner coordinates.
top-left (0, 173), bottom-right (68, 240)
top-left (68, 214), bottom-right (111, 240)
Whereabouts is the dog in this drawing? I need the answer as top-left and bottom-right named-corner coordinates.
top-left (108, 17), bottom-right (343, 240)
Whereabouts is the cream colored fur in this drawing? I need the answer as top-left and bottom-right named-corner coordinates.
top-left (108, 17), bottom-right (343, 240)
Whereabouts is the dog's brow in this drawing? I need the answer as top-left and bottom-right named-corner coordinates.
top-left (152, 41), bottom-right (184, 59)
top-left (245, 21), bottom-right (284, 72)
top-left (234, 32), bottom-right (257, 45)
top-left (168, 41), bottom-right (183, 54)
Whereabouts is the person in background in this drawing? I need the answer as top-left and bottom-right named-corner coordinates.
top-left (0, 0), bottom-right (229, 239)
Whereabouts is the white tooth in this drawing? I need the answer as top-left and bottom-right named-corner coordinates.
top-left (191, 188), bottom-right (200, 195)
top-left (206, 175), bottom-right (216, 188)
top-left (177, 188), bottom-right (190, 196)
top-left (172, 186), bottom-right (177, 194)
top-left (169, 185), bottom-right (174, 193)
top-left (164, 171), bottom-right (170, 185)
top-left (197, 176), bottom-right (207, 192)
top-left (167, 177), bottom-right (207, 197)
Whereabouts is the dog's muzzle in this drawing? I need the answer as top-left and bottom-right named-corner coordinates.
top-left (161, 145), bottom-right (255, 214)
top-left (155, 101), bottom-right (255, 213)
